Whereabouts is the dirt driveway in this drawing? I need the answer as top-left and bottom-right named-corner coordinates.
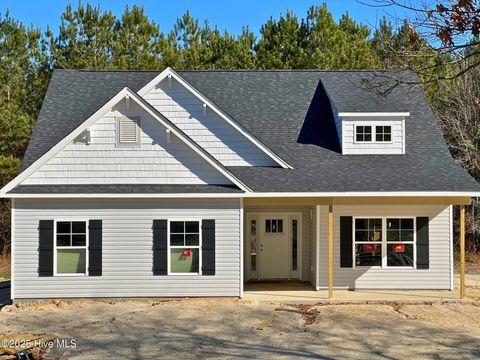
top-left (1, 297), bottom-right (480, 359)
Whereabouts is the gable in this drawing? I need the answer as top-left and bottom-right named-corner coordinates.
top-left (20, 99), bottom-right (234, 186)
top-left (140, 70), bottom-right (285, 167)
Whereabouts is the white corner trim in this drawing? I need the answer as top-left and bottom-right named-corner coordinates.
top-left (239, 197), bottom-right (244, 298)
top-left (10, 198), bottom-right (15, 300)
top-left (138, 67), bottom-right (292, 169)
top-left (338, 112), bottom-right (410, 117)
top-left (449, 204), bottom-right (454, 291)
top-left (0, 87), bottom-right (252, 195)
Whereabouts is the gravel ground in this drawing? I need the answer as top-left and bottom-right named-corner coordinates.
top-left (1, 297), bottom-right (480, 359)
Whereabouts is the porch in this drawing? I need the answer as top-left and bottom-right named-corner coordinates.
top-left (243, 196), bottom-right (470, 299)
top-left (243, 280), bottom-right (468, 303)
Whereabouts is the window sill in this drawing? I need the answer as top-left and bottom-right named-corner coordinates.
top-left (168, 272), bottom-right (202, 276)
top-left (53, 273), bottom-right (88, 277)
top-left (353, 266), bottom-right (416, 270)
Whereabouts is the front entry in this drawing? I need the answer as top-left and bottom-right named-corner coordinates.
top-left (246, 212), bottom-right (301, 280)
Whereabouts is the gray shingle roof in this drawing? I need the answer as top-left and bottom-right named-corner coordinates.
top-left (17, 69), bottom-right (480, 193)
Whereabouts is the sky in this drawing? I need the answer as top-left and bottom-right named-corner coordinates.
top-left (0, 0), bottom-right (401, 36)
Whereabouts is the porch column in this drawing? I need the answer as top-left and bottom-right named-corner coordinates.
top-left (328, 204), bottom-right (333, 299)
top-left (460, 205), bottom-right (465, 299)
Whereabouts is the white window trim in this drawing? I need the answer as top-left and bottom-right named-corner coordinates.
top-left (53, 219), bottom-right (89, 277)
top-left (354, 124), bottom-right (393, 144)
top-left (352, 216), bottom-right (416, 270)
top-left (167, 218), bottom-right (202, 276)
top-left (116, 116), bottom-right (141, 147)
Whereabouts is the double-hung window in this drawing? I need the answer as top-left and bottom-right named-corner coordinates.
top-left (169, 220), bottom-right (201, 274)
top-left (55, 221), bottom-right (88, 275)
top-left (354, 217), bottom-right (415, 268)
top-left (386, 218), bottom-right (414, 266)
top-left (354, 218), bottom-right (382, 266)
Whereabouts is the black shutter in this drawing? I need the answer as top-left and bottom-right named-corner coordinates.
top-left (153, 220), bottom-right (168, 275)
top-left (340, 216), bottom-right (353, 268)
top-left (202, 219), bottom-right (215, 276)
top-left (416, 217), bottom-right (429, 269)
top-left (88, 220), bottom-right (102, 276)
top-left (38, 220), bottom-right (54, 276)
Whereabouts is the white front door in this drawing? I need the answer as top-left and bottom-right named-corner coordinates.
top-left (259, 215), bottom-right (290, 279)
top-left (246, 212), bottom-right (302, 281)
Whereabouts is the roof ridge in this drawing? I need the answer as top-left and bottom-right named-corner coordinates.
top-left (52, 68), bottom-right (410, 74)
top-left (177, 69), bottom-right (409, 73)
top-left (52, 68), bottom-right (162, 73)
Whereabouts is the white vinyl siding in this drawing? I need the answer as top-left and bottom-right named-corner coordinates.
top-left (21, 101), bottom-right (232, 185)
top-left (317, 204), bottom-right (451, 289)
top-left (12, 198), bottom-right (241, 299)
top-left (143, 77), bottom-right (277, 167)
top-left (341, 118), bottom-right (405, 154)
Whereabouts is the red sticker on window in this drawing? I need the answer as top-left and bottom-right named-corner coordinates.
top-left (363, 244), bottom-right (376, 252)
top-left (182, 249), bottom-right (191, 257)
top-left (393, 244), bottom-right (405, 253)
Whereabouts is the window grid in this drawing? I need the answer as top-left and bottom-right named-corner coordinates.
top-left (355, 126), bottom-right (372, 142)
top-left (353, 217), bottom-right (416, 268)
top-left (375, 125), bottom-right (392, 142)
top-left (355, 125), bottom-right (393, 143)
top-left (169, 220), bottom-right (201, 274)
top-left (265, 219), bottom-right (284, 233)
top-left (54, 220), bottom-right (88, 276)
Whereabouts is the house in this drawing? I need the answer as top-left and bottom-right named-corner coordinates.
top-left (1, 68), bottom-right (479, 300)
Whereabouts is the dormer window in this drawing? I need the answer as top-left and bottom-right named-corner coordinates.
top-left (355, 125), bottom-right (392, 143)
top-left (117, 116), bottom-right (141, 146)
top-left (355, 126), bottom-right (372, 142)
top-left (375, 126), bottom-right (392, 142)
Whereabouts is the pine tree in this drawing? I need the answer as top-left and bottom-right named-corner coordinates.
top-left (110, 5), bottom-right (162, 70)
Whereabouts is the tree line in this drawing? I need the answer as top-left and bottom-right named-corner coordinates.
top-left (0, 2), bottom-right (478, 254)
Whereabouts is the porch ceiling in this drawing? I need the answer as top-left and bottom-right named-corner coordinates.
top-left (243, 196), bottom-right (471, 206)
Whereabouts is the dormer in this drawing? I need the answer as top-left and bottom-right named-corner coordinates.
top-left (333, 111), bottom-right (409, 155)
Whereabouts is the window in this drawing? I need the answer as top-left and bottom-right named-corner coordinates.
top-left (354, 217), bottom-right (415, 268)
top-left (355, 125), bottom-right (393, 143)
top-left (355, 126), bottom-right (372, 142)
top-left (265, 219), bottom-right (283, 233)
top-left (169, 221), bottom-right (200, 274)
top-left (291, 219), bottom-right (298, 271)
top-left (55, 221), bottom-right (87, 275)
top-left (375, 126), bottom-right (392, 142)
top-left (386, 218), bottom-right (414, 266)
top-left (250, 219), bottom-right (257, 272)
top-left (354, 218), bottom-right (382, 266)
top-left (117, 116), bottom-right (140, 146)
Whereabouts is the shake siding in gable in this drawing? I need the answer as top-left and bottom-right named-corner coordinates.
top-left (317, 204), bottom-right (451, 289)
top-left (142, 78), bottom-right (277, 167)
top-left (21, 101), bottom-right (232, 186)
top-left (13, 198), bottom-right (241, 299)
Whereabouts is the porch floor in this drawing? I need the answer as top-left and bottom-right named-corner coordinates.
top-left (243, 281), bottom-right (467, 303)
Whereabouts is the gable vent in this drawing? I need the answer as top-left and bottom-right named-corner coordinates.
top-left (117, 117), bottom-right (140, 146)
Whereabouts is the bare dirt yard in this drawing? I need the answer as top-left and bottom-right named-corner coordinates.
top-left (0, 293), bottom-right (480, 359)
